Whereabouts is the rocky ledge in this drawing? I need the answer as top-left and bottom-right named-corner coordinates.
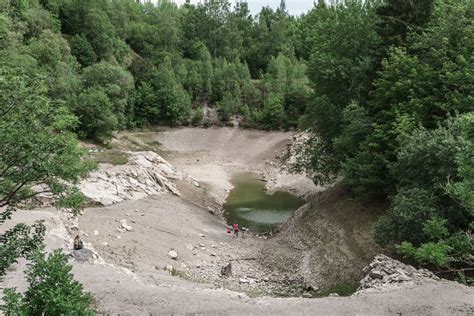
top-left (79, 151), bottom-right (198, 205)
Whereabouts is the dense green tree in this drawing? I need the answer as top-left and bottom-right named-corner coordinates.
top-left (132, 82), bottom-right (160, 126)
top-left (376, 0), bottom-right (434, 50)
top-left (69, 33), bottom-right (96, 67)
top-left (152, 58), bottom-right (192, 125)
top-left (0, 67), bottom-right (92, 211)
top-left (82, 61), bottom-right (134, 128)
top-left (73, 88), bottom-right (118, 143)
top-left (375, 115), bottom-right (473, 268)
top-left (0, 67), bottom-right (94, 312)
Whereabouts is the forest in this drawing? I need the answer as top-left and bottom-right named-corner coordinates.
top-left (0, 0), bottom-right (473, 313)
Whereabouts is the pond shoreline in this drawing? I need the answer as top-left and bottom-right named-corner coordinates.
top-left (223, 172), bottom-right (305, 234)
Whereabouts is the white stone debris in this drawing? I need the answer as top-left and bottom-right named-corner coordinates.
top-left (79, 151), bottom-right (196, 205)
top-left (168, 250), bottom-right (178, 260)
top-left (356, 254), bottom-right (439, 295)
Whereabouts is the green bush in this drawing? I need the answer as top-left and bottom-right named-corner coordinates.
top-left (74, 88), bottom-right (118, 143)
top-left (191, 107), bottom-right (204, 126)
top-left (1, 250), bottom-right (93, 315)
top-left (261, 94), bottom-right (285, 130)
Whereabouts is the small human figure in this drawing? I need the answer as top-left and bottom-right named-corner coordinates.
top-left (241, 226), bottom-right (247, 238)
top-left (233, 223), bottom-right (239, 237)
top-left (226, 226), bottom-right (232, 236)
top-left (73, 235), bottom-right (83, 250)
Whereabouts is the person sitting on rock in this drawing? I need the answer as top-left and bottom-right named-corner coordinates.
top-left (233, 223), bottom-right (239, 237)
top-left (73, 235), bottom-right (83, 250)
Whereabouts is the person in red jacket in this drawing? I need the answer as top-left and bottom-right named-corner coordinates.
top-left (233, 223), bottom-right (239, 237)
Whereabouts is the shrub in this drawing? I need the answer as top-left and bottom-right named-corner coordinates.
top-left (1, 250), bottom-right (93, 315)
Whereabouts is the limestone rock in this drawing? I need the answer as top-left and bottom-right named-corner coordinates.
top-left (357, 254), bottom-right (439, 295)
top-left (120, 219), bottom-right (132, 231)
top-left (168, 250), bottom-right (178, 260)
top-left (79, 151), bottom-right (195, 205)
top-left (239, 278), bottom-right (250, 284)
top-left (166, 264), bottom-right (174, 273)
top-left (71, 248), bottom-right (97, 263)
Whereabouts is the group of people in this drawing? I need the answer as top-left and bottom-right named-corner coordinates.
top-left (227, 223), bottom-right (248, 238)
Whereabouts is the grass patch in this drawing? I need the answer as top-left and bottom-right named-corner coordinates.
top-left (316, 282), bottom-right (359, 297)
top-left (92, 150), bottom-right (129, 165)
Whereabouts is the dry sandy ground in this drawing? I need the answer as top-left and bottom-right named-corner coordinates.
top-left (2, 208), bottom-right (473, 315)
top-left (2, 127), bottom-right (474, 315)
top-left (124, 127), bottom-right (320, 205)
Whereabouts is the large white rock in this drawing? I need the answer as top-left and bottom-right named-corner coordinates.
top-left (168, 250), bottom-right (178, 260)
top-left (79, 151), bottom-right (193, 205)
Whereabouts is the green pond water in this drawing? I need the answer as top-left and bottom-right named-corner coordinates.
top-left (224, 172), bottom-right (305, 233)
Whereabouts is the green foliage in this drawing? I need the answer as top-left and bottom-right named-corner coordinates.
top-left (153, 58), bottom-right (192, 125)
top-left (217, 92), bottom-right (236, 122)
top-left (70, 33), bottom-right (96, 67)
top-left (82, 61), bottom-right (134, 129)
top-left (0, 65), bottom-right (93, 311)
top-left (1, 250), bottom-right (93, 315)
top-left (0, 223), bottom-right (45, 277)
top-left (260, 94), bottom-right (285, 130)
top-left (132, 82), bottom-right (160, 127)
top-left (396, 241), bottom-right (452, 267)
top-left (423, 217), bottom-right (449, 240)
top-left (74, 88), bottom-right (118, 143)
top-left (375, 116), bottom-right (473, 268)
top-left (0, 67), bottom-right (94, 211)
top-left (191, 107), bottom-right (204, 126)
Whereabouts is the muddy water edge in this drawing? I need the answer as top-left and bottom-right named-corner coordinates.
top-left (223, 172), bottom-right (305, 234)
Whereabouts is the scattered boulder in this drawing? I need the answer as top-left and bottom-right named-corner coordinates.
top-left (71, 248), bottom-right (96, 263)
top-left (120, 219), bottom-right (132, 231)
top-left (168, 250), bottom-right (178, 260)
top-left (239, 278), bottom-right (250, 284)
top-left (221, 262), bottom-right (232, 277)
top-left (166, 264), bottom-right (174, 273)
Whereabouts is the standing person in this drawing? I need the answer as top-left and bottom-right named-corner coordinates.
top-left (233, 223), bottom-right (239, 237)
top-left (241, 226), bottom-right (247, 238)
top-left (226, 226), bottom-right (232, 236)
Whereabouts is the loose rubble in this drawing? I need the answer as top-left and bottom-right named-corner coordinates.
top-left (356, 254), bottom-right (439, 294)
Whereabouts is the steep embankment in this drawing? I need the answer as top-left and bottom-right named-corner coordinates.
top-left (260, 184), bottom-right (388, 291)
